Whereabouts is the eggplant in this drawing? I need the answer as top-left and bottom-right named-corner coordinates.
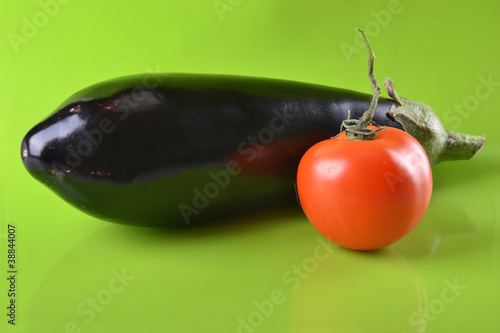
top-left (21, 73), bottom-right (485, 226)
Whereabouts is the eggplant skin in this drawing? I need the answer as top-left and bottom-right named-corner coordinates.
top-left (21, 73), bottom-right (401, 227)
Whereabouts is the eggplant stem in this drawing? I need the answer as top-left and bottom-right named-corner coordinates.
top-left (384, 78), bottom-right (404, 106)
top-left (389, 99), bottom-right (486, 166)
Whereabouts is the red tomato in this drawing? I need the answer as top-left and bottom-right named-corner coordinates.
top-left (297, 126), bottom-right (433, 251)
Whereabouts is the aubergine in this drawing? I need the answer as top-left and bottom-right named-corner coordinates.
top-left (21, 73), bottom-right (485, 226)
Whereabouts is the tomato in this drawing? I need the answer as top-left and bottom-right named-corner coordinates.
top-left (296, 126), bottom-right (433, 251)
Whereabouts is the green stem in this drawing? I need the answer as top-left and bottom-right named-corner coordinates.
top-left (358, 28), bottom-right (381, 125)
top-left (340, 29), bottom-right (383, 141)
top-left (388, 99), bottom-right (486, 166)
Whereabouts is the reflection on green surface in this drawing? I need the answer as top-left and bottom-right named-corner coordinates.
top-left (25, 209), bottom-right (305, 333)
top-left (291, 247), bottom-right (427, 333)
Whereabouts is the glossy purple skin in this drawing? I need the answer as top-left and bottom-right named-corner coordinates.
top-left (21, 73), bottom-right (402, 226)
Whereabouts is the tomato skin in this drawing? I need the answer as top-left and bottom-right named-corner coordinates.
top-left (297, 127), bottom-right (433, 251)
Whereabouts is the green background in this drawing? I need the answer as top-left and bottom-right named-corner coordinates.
top-left (1, 0), bottom-right (499, 332)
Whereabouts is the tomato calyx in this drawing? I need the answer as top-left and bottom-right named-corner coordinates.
top-left (338, 115), bottom-right (386, 141)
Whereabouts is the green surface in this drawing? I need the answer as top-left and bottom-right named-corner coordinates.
top-left (1, 0), bottom-right (499, 332)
